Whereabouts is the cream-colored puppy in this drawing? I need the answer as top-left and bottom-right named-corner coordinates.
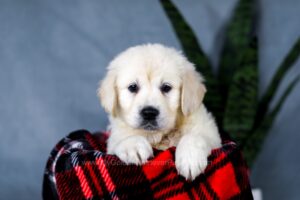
top-left (98, 44), bottom-right (221, 180)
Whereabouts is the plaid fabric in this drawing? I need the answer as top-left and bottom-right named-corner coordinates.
top-left (43, 130), bottom-right (253, 200)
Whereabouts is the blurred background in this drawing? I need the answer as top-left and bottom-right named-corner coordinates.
top-left (0, 0), bottom-right (299, 199)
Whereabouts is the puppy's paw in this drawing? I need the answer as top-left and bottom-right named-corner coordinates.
top-left (175, 137), bottom-right (209, 180)
top-left (112, 136), bottom-right (153, 165)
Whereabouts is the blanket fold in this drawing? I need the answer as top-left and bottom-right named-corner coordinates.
top-left (43, 130), bottom-right (253, 200)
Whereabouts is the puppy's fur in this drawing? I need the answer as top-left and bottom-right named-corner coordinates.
top-left (98, 44), bottom-right (221, 180)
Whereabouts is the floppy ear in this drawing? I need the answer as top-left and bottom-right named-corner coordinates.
top-left (97, 70), bottom-right (117, 116)
top-left (181, 68), bottom-right (206, 116)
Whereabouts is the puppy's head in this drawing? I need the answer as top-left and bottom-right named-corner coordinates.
top-left (98, 44), bottom-right (206, 132)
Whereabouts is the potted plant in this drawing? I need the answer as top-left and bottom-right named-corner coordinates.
top-left (160, 0), bottom-right (300, 198)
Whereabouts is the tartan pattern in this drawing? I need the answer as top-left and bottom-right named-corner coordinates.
top-left (43, 130), bottom-right (253, 200)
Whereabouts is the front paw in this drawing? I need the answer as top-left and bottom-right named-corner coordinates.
top-left (175, 139), bottom-right (209, 180)
top-left (111, 136), bottom-right (153, 165)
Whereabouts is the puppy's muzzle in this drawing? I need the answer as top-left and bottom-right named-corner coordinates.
top-left (140, 106), bottom-right (159, 120)
top-left (140, 106), bottom-right (159, 130)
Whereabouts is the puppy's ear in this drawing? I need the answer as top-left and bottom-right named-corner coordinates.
top-left (181, 68), bottom-right (206, 116)
top-left (97, 70), bottom-right (117, 116)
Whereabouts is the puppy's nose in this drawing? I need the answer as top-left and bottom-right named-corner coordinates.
top-left (140, 106), bottom-right (159, 120)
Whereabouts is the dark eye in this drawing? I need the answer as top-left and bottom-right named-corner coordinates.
top-left (128, 83), bottom-right (139, 93)
top-left (160, 83), bottom-right (172, 93)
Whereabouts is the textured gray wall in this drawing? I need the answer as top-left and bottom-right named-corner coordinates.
top-left (0, 0), bottom-right (299, 199)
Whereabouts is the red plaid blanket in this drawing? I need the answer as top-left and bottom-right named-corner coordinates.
top-left (43, 130), bottom-right (253, 200)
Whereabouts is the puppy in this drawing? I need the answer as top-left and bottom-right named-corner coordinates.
top-left (98, 44), bottom-right (221, 180)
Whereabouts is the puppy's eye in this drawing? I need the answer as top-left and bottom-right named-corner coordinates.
top-left (128, 83), bottom-right (139, 93)
top-left (160, 83), bottom-right (172, 93)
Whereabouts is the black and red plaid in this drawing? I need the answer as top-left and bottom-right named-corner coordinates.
top-left (43, 130), bottom-right (253, 200)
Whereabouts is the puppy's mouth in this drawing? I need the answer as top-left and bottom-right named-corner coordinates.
top-left (140, 120), bottom-right (159, 131)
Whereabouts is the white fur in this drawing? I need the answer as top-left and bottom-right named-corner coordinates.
top-left (98, 44), bottom-right (221, 180)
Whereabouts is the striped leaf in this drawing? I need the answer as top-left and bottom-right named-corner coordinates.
top-left (218, 0), bottom-right (256, 98)
top-left (254, 38), bottom-right (300, 129)
top-left (220, 0), bottom-right (258, 142)
top-left (243, 75), bottom-right (300, 166)
top-left (223, 37), bottom-right (258, 142)
top-left (160, 0), bottom-right (212, 76)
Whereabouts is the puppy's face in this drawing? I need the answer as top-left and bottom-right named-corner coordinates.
top-left (116, 61), bottom-right (181, 131)
top-left (99, 44), bottom-right (206, 132)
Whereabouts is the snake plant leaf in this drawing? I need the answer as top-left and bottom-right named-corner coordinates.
top-left (160, 0), bottom-right (223, 124)
top-left (223, 38), bottom-right (258, 141)
top-left (160, 0), bottom-right (212, 76)
top-left (242, 74), bottom-right (300, 166)
top-left (255, 38), bottom-right (300, 129)
top-left (221, 0), bottom-right (258, 141)
top-left (218, 0), bottom-right (256, 98)
top-left (223, 38), bottom-right (258, 142)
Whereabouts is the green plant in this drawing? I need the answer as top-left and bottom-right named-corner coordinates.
top-left (160, 0), bottom-right (300, 167)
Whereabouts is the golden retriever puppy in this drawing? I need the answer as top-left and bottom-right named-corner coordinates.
top-left (98, 44), bottom-right (221, 180)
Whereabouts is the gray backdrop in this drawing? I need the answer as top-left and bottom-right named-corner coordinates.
top-left (0, 0), bottom-right (299, 199)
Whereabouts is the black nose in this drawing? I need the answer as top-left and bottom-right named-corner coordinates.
top-left (140, 106), bottom-right (159, 121)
